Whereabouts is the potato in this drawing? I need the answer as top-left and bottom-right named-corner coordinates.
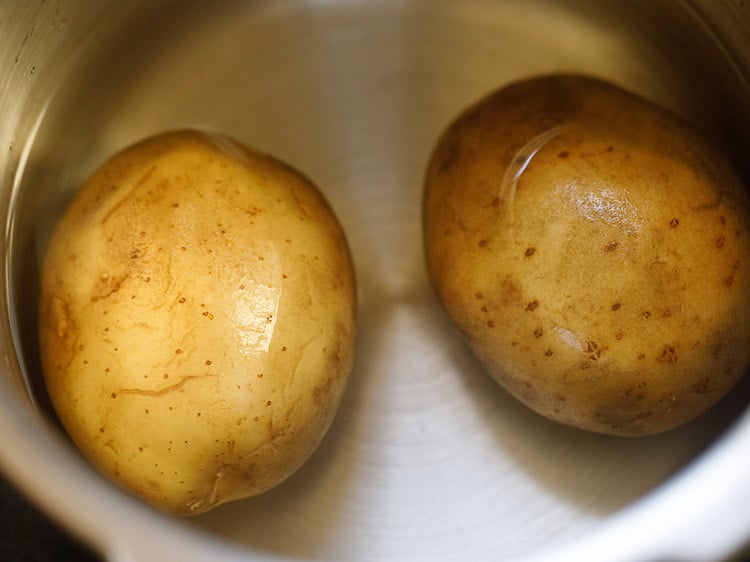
top-left (39, 130), bottom-right (356, 515)
top-left (423, 74), bottom-right (750, 436)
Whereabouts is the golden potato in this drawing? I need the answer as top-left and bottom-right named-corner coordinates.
top-left (39, 130), bottom-right (356, 514)
top-left (423, 74), bottom-right (750, 436)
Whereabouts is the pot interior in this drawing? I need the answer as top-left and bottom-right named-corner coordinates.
top-left (6, 1), bottom-right (750, 560)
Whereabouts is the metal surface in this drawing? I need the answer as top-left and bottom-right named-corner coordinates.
top-left (0, 1), bottom-right (749, 561)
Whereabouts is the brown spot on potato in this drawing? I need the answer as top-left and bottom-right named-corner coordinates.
top-left (611, 302), bottom-right (621, 311)
top-left (533, 327), bottom-right (543, 337)
top-left (658, 345), bottom-right (678, 364)
top-left (724, 275), bottom-right (734, 287)
top-left (478, 239), bottom-right (489, 248)
top-left (545, 349), bottom-right (554, 357)
top-left (669, 218), bottom-right (680, 228)
top-left (628, 411), bottom-right (653, 422)
top-left (585, 341), bottom-right (601, 360)
top-left (524, 247), bottom-right (536, 257)
top-left (642, 311), bottom-right (651, 319)
top-left (692, 377), bottom-right (718, 394)
top-left (624, 384), bottom-right (647, 401)
top-left (558, 150), bottom-right (569, 159)
top-left (500, 276), bottom-right (522, 306)
top-left (603, 241), bottom-right (618, 252)
top-left (624, 390), bottom-right (644, 402)
top-left (526, 300), bottom-right (539, 312)
top-left (91, 273), bottom-right (125, 302)
top-left (487, 320), bottom-right (495, 328)
top-left (716, 235), bottom-right (726, 248)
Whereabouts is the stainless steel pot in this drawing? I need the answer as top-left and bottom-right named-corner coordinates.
top-left (1, 1), bottom-right (749, 561)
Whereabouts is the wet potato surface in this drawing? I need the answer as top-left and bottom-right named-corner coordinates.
top-left (38, 130), bottom-right (356, 515)
top-left (423, 74), bottom-right (750, 436)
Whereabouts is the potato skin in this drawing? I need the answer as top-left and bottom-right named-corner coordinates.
top-left (423, 74), bottom-right (750, 436)
top-left (39, 130), bottom-right (356, 515)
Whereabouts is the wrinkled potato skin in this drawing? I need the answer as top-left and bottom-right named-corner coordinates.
top-left (40, 130), bottom-right (356, 515)
top-left (424, 74), bottom-right (750, 436)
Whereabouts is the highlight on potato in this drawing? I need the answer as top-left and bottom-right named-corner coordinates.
top-left (38, 129), bottom-right (357, 515)
top-left (423, 74), bottom-right (750, 436)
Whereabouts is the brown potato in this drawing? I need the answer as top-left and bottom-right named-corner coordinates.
top-left (423, 74), bottom-right (750, 436)
top-left (39, 130), bottom-right (356, 514)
